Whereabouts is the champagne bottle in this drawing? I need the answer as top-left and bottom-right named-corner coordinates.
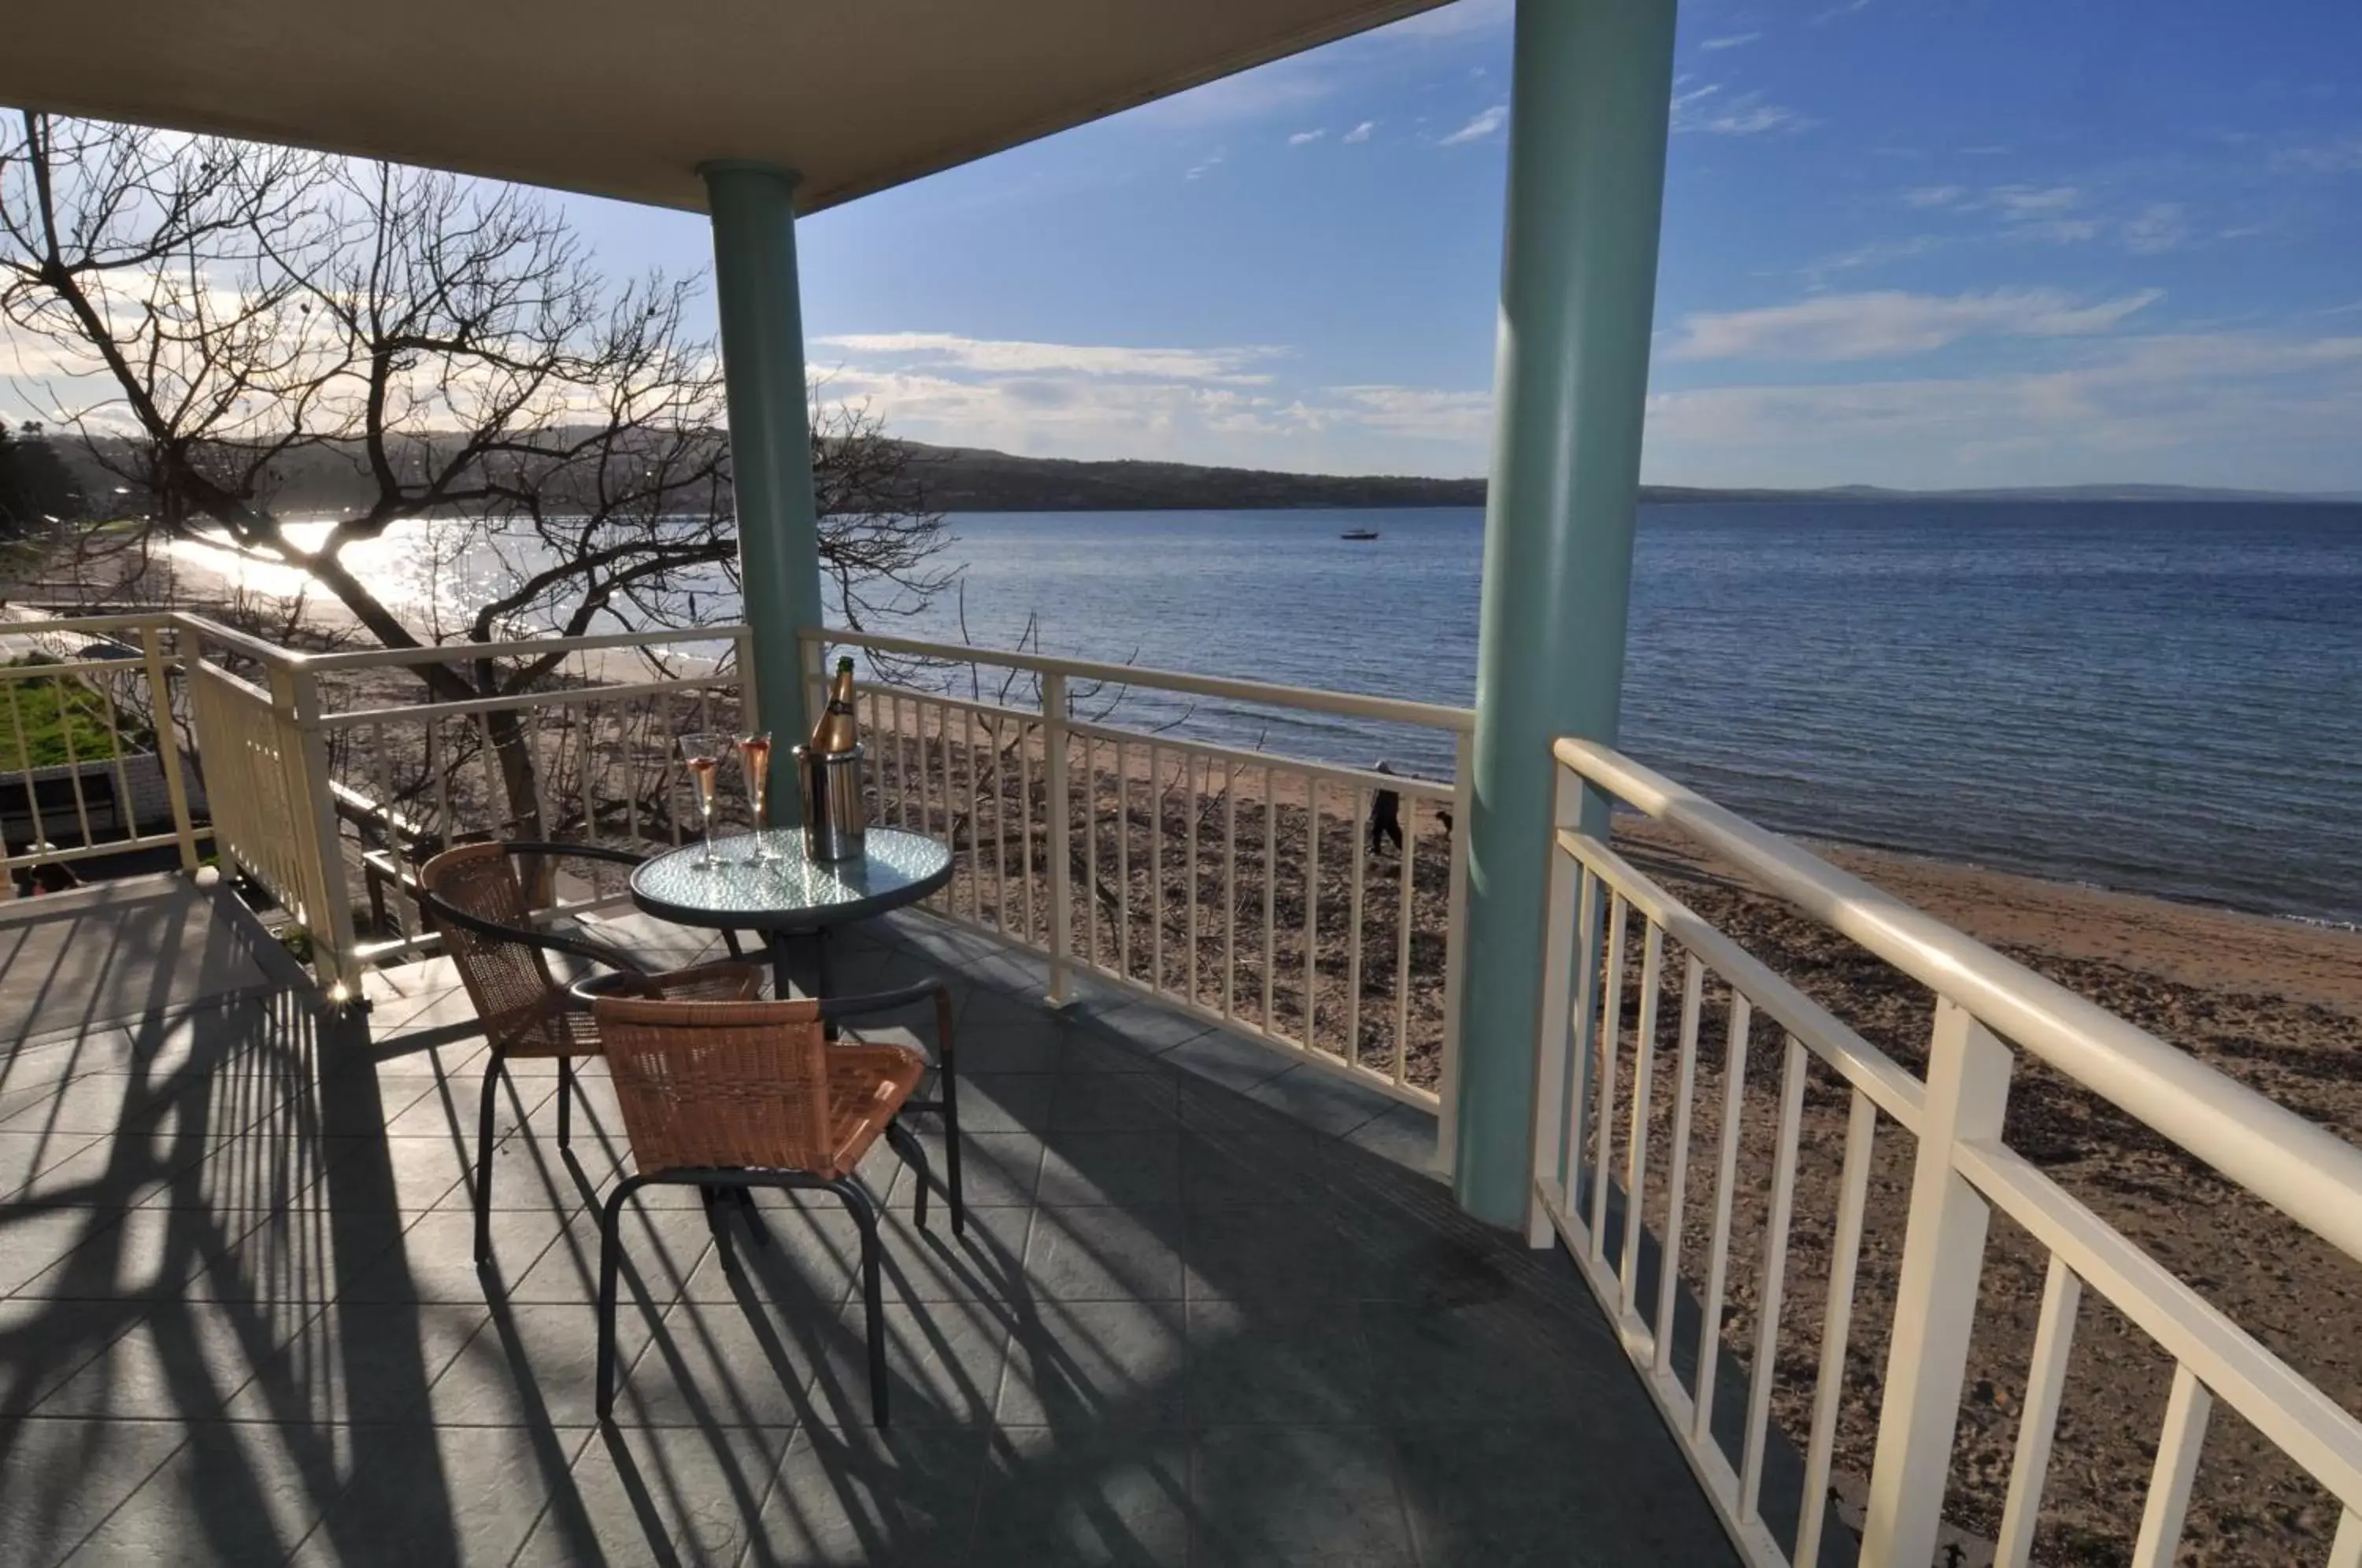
top-left (809, 656), bottom-right (860, 754)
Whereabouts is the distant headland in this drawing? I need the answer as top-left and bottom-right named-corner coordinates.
top-left (900, 445), bottom-right (2359, 511)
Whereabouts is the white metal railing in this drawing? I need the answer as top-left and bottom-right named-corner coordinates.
top-left (807, 627), bottom-right (1473, 1118)
top-left (0, 608), bottom-right (1474, 1118)
top-left (296, 625), bottom-right (753, 967)
top-left (1533, 736), bottom-right (2362, 1568)
top-left (0, 612), bottom-right (201, 889)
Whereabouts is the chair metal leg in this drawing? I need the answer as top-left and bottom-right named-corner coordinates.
top-left (723, 929), bottom-right (744, 960)
top-left (594, 1175), bottom-right (651, 1423)
top-left (731, 1186), bottom-right (771, 1248)
top-left (935, 989), bottom-right (964, 1238)
top-left (701, 1185), bottom-right (738, 1273)
top-left (473, 1048), bottom-right (507, 1269)
top-left (829, 1176), bottom-right (890, 1428)
top-left (884, 1119), bottom-right (931, 1232)
top-left (557, 1056), bottom-right (576, 1149)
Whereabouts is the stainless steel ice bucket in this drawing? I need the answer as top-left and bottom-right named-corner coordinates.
top-left (794, 742), bottom-right (867, 862)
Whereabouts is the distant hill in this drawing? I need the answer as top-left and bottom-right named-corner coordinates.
top-left (891, 448), bottom-right (2358, 510)
top-left (40, 431), bottom-right (2356, 516)
top-left (902, 444), bottom-right (1486, 510)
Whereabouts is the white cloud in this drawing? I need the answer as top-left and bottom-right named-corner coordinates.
top-left (1646, 331), bottom-right (2362, 486)
top-left (1672, 84), bottom-right (1809, 137)
top-left (1287, 128), bottom-right (1326, 146)
top-left (1319, 386), bottom-right (1494, 440)
top-left (1668, 287), bottom-right (2166, 362)
top-left (2274, 135), bottom-right (2362, 175)
top-left (1701, 31), bottom-right (1762, 50)
top-left (1988, 184), bottom-right (2082, 216)
top-left (1342, 120), bottom-right (1377, 145)
top-left (1904, 185), bottom-right (1966, 209)
top-left (1185, 152), bottom-right (1224, 182)
top-left (2123, 202), bottom-right (2191, 255)
top-left (1439, 105), bottom-right (1507, 146)
top-left (816, 333), bottom-right (1283, 384)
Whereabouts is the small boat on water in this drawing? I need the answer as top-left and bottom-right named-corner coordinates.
top-left (1339, 527), bottom-right (1381, 541)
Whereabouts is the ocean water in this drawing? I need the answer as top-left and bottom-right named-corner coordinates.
top-left (889, 504), bottom-right (2362, 926)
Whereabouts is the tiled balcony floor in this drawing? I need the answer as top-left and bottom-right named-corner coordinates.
top-left (0, 886), bottom-right (1746, 1567)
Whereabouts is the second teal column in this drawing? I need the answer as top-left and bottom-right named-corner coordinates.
top-left (1453, 0), bottom-right (1679, 1228)
top-left (703, 161), bottom-right (827, 815)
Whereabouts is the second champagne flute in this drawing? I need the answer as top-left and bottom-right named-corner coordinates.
top-left (737, 729), bottom-right (774, 860)
top-left (679, 731), bottom-right (727, 867)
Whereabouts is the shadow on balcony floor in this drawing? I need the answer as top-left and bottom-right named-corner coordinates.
top-left (0, 893), bottom-right (1760, 1567)
top-left (0, 874), bottom-right (280, 1048)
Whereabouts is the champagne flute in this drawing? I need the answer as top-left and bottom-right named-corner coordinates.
top-left (736, 729), bottom-right (774, 860)
top-left (679, 731), bottom-right (727, 867)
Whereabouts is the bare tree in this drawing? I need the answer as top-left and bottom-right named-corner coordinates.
top-left (0, 113), bottom-right (950, 841)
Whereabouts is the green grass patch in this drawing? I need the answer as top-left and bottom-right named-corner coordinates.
top-left (0, 656), bottom-right (124, 768)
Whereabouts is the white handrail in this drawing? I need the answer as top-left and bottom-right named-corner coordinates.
top-left (1554, 734), bottom-right (2362, 1269)
top-left (812, 625), bottom-right (1477, 734)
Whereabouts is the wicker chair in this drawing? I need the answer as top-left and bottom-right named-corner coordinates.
top-left (416, 840), bottom-right (763, 1270)
top-left (583, 982), bottom-right (961, 1427)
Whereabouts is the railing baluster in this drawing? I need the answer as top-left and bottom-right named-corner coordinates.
top-left (1262, 766), bottom-right (1277, 1034)
top-left (954, 708), bottom-right (973, 921)
top-left (1559, 864), bottom-right (1601, 1213)
top-left (433, 719), bottom-right (456, 850)
top-left (1393, 803), bottom-right (1416, 1089)
top-left (1020, 714), bottom-right (1038, 949)
top-left (1740, 1034), bottom-right (1809, 1521)
top-left (1693, 991), bottom-right (1753, 1451)
top-left (1346, 786), bottom-right (1368, 1074)
top-left (1040, 677), bottom-right (1068, 998)
top-left (54, 671), bottom-right (94, 849)
top-left (1301, 773), bottom-right (1320, 1053)
top-left (1993, 1252), bottom-right (2085, 1568)
top-left (2130, 1364), bottom-right (2212, 1568)
top-left (935, 700), bottom-right (953, 886)
top-left (1116, 738), bottom-right (1131, 979)
top-left (96, 678), bottom-right (131, 845)
top-left (1222, 756), bottom-right (1238, 1022)
top-left (1619, 921), bottom-right (1664, 1314)
top-left (1186, 751), bottom-right (1201, 1006)
top-left (2331, 1511), bottom-right (2362, 1568)
top-left (895, 693), bottom-right (909, 828)
top-left (139, 623), bottom-right (198, 872)
top-left (1862, 1000), bottom-right (2014, 1565)
top-left (1588, 894), bottom-right (1630, 1256)
top-left (987, 710), bottom-right (1008, 934)
top-left (1150, 742), bottom-right (1165, 989)
top-left (1654, 955), bottom-right (1705, 1369)
top-left (578, 704), bottom-right (598, 844)
top-left (1796, 1085), bottom-right (1879, 1566)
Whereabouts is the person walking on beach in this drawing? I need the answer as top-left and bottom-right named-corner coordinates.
top-left (1369, 760), bottom-right (1405, 856)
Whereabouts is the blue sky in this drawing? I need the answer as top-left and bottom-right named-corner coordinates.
top-left (24, 0), bottom-right (2362, 491)
top-left (553, 0), bottom-right (2362, 490)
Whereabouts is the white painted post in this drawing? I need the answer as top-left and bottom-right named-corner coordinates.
top-left (284, 663), bottom-right (361, 1000)
top-left (1860, 997), bottom-right (2015, 1564)
top-left (1042, 671), bottom-right (1074, 1006)
top-left (139, 619), bottom-right (200, 873)
top-left (1436, 727), bottom-right (1475, 1174)
top-left (1527, 763), bottom-right (1586, 1246)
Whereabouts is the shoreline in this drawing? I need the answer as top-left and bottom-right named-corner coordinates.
top-left (1616, 814), bottom-right (2362, 1019)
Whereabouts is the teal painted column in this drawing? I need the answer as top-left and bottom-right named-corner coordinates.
top-left (703, 161), bottom-right (825, 812)
top-left (1453, 0), bottom-right (1678, 1227)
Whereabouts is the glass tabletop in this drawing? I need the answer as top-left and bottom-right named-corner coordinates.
top-left (629, 827), bottom-right (953, 930)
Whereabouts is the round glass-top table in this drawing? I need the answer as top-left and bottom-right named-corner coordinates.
top-left (630, 827), bottom-right (952, 997)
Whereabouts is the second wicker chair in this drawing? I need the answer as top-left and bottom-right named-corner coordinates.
top-left (585, 982), bottom-right (961, 1428)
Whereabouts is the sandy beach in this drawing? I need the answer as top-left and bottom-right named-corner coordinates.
top-left (1604, 815), bottom-right (2362, 1566)
top-left (879, 708), bottom-right (2362, 1564)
